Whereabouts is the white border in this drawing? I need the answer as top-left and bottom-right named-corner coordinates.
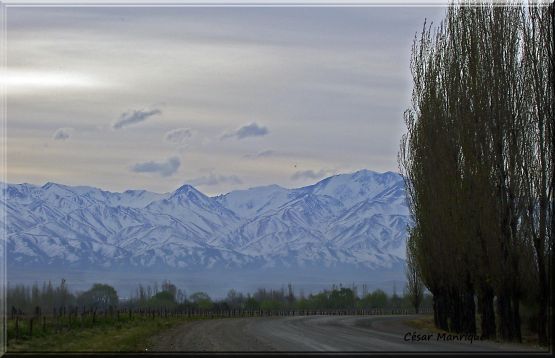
top-left (1, 0), bottom-right (554, 6)
top-left (0, 1), bottom-right (551, 356)
top-left (0, 0), bottom-right (6, 355)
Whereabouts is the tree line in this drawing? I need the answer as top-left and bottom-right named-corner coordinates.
top-left (7, 279), bottom-right (433, 316)
top-left (399, 1), bottom-right (553, 346)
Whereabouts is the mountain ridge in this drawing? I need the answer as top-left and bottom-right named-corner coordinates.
top-left (2, 169), bottom-right (411, 273)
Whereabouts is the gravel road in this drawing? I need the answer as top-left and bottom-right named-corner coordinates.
top-left (149, 315), bottom-right (545, 352)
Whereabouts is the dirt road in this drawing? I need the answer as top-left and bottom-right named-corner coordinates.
top-left (149, 315), bottom-right (544, 352)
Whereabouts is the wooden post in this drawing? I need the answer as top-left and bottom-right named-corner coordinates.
top-left (15, 316), bottom-right (19, 340)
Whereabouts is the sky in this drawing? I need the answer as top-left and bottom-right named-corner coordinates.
top-left (3, 6), bottom-right (446, 196)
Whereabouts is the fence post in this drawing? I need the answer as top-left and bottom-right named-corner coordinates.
top-left (15, 316), bottom-right (19, 340)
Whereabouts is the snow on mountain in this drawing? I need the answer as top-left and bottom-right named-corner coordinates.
top-left (214, 184), bottom-right (294, 219)
top-left (4, 170), bottom-right (411, 272)
top-left (75, 187), bottom-right (168, 208)
top-left (301, 170), bottom-right (403, 208)
top-left (146, 184), bottom-right (242, 237)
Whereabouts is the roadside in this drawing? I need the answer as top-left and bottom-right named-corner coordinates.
top-left (7, 315), bottom-right (208, 352)
top-left (403, 315), bottom-right (548, 352)
top-left (148, 317), bottom-right (274, 351)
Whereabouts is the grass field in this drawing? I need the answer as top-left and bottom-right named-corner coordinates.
top-left (7, 315), bottom-right (205, 352)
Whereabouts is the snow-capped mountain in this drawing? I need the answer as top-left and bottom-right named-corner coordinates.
top-left (2, 170), bottom-right (411, 272)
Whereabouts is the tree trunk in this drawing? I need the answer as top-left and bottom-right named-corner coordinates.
top-left (497, 291), bottom-right (514, 341)
top-left (448, 287), bottom-right (462, 333)
top-left (478, 284), bottom-right (496, 339)
top-left (511, 293), bottom-right (522, 343)
top-left (433, 292), bottom-right (449, 331)
top-left (534, 233), bottom-right (549, 346)
top-left (461, 285), bottom-right (476, 335)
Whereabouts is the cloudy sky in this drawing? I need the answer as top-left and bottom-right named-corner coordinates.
top-left (4, 6), bottom-right (446, 196)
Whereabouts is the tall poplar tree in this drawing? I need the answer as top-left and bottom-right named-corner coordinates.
top-left (399, 1), bottom-right (553, 343)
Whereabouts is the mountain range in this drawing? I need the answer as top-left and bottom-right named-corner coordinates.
top-left (2, 170), bottom-right (411, 275)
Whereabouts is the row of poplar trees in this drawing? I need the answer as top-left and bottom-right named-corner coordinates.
top-left (399, 2), bottom-right (553, 346)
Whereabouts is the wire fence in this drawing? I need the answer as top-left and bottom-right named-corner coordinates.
top-left (7, 305), bottom-right (434, 342)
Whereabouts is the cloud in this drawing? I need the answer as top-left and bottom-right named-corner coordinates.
top-left (291, 169), bottom-right (336, 181)
top-left (112, 108), bottom-right (161, 129)
top-left (244, 149), bottom-right (275, 159)
top-left (189, 172), bottom-right (242, 187)
top-left (164, 128), bottom-right (193, 145)
top-left (130, 156), bottom-right (180, 177)
top-left (221, 122), bottom-right (268, 140)
top-left (52, 127), bottom-right (73, 141)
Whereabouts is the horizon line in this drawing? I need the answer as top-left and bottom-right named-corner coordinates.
top-left (1, 168), bottom-right (402, 197)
